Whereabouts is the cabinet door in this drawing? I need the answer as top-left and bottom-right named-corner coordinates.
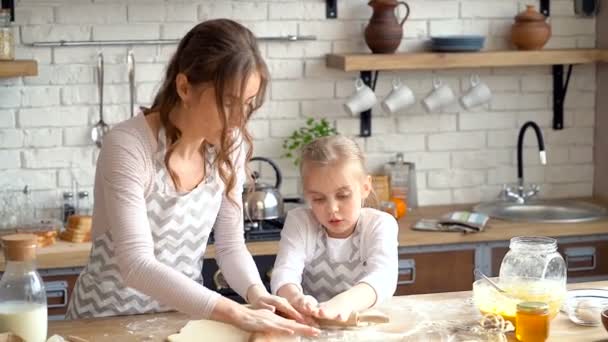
top-left (491, 240), bottom-right (608, 279)
top-left (42, 274), bottom-right (79, 317)
top-left (395, 250), bottom-right (475, 295)
top-left (560, 240), bottom-right (608, 279)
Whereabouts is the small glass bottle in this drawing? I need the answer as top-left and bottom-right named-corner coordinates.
top-left (0, 234), bottom-right (48, 342)
top-left (516, 301), bottom-right (550, 342)
top-left (77, 191), bottom-right (91, 216)
top-left (0, 9), bottom-right (14, 61)
top-left (383, 153), bottom-right (418, 209)
top-left (62, 192), bottom-right (75, 224)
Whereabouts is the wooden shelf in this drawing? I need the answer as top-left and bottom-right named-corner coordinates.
top-left (0, 60), bottom-right (38, 78)
top-left (327, 49), bottom-right (608, 71)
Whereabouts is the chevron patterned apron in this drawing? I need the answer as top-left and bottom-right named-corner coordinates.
top-left (66, 128), bottom-right (223, 319)
top-left (301, 222), bottom-right (367, 302)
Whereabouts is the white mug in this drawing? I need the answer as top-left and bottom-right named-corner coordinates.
top-left (343, 78), bottom-right (377, 116)
top-left (422, 79), bottom-right (456, 113)
top-left (460, 75), bottom-right (492, 109)
top-left (382, 78), bottom-right (416, 114)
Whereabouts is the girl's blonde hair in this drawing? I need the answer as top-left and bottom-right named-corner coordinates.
top-left (300, 135), bottom-right (367, 175)
top-left (300, 135), bottom-right (377, 207)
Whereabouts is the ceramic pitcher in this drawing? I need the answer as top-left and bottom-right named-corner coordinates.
top-left (364, 0), bottom-right (410, 54)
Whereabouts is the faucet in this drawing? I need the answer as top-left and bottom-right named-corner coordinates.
top-left (501, 121), bottom-right (546, 204)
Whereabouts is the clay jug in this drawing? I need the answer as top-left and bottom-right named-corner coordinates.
top-left (511, 5), bottom-right (551, 50)
top-left (364, 0), bottom-right (410, 54)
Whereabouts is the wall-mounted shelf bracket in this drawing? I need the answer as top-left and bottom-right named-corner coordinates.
top-left (552, 64), bottom-right (573, 130)
top-left (540, 0), bottom-right (550, 17)
top-left (326, 0), bottom-right (337, 18)
top-left (359, 70), bottom-right (379, 137)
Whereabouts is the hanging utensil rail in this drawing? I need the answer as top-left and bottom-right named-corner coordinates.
top-left (25, 35), bottom-right (317, 47)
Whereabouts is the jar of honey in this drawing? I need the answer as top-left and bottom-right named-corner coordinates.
top-left (516, 301), bottom-right (549, 342)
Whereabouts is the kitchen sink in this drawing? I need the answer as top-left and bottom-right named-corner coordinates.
top-left (473, 200), bottom-right (608, 223)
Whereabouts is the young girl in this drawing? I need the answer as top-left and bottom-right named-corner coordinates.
top-left (65, 19), bottom-right (317, 337)
top-left (271, 135), bottom-right (399, 321)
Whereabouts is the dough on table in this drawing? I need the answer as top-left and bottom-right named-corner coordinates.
top-left (168, 310), bottom-right (390, 342)
top-left (167, 320), bottom-right (251, 342)
top-left (168, 320), bottom-right (301, 342)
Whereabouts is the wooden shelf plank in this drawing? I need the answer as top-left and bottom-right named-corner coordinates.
top-left (327, 49), bottom-right (606, 71)
top-left (0, 60), bottom-right (38, 78)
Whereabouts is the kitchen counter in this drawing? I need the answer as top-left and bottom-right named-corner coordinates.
top-left (48, 280), bottom-right (608, 341)
top-left (4, 201), bottom-right (608, 271)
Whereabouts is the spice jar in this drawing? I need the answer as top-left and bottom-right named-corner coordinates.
top-left (516, 302), bottom-right (550, 342)
top-left (0, 9), bottom-right (14, 60)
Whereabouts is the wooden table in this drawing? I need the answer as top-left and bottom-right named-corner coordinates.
top-left (48, 281), bottom-right (608, 341)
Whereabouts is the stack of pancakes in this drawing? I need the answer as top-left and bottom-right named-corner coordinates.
top-left (60, 215), bottom-right (92, 243)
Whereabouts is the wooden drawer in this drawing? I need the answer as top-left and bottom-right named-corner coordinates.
top-left (395, 249), bottom-right (475, 295)
top-left (491, 240), bottom-right (608, 279)
top-left (42, 274), bottom-right (79, 317)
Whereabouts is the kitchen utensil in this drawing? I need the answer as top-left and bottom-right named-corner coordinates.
top-left (461, 74), bottom-right (492, 109)
top-left (381, 78), bottom-right (415, 114)
top-left (343, 78), bottom-right (377, 116)
top-left (91, 53), bottom-right (109, 148)
top-left (511, 5), bottom-right (551, 50)
top-left (561, 289), bottom-right (608, 326)
top-left (364, 0), bottom-right (410, 54)
top-left (474, 268), bottom-right (507, 294)
top-left (243, 157), bottom-right (284, 221)
top-left (430, 35), bottom-right (485, 52)
top-left (127, 50), bottom-right (135, 118)
top-left (316, 310), bottom-right (390, 328)
top-left (422, 78), bottom-right (456, 113)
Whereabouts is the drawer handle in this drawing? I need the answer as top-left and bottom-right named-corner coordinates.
top-left (45, 280), bottom-right (68, 309)
top-left (565, 247), bottom-right (596, 272)
top-left (397, 259), bottom-right (416, 285)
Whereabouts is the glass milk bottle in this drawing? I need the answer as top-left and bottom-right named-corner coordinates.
top-left (0, 234), bottom-right (47, 342)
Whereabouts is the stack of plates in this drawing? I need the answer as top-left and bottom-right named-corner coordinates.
top-left (430, 35), bottom-right (485, 52)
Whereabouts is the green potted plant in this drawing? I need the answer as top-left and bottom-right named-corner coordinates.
top-left (282, 118), bottom-right (338, 166)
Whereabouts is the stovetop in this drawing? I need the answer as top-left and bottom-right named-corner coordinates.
top-left (208, 216), bottom-right (285, 244)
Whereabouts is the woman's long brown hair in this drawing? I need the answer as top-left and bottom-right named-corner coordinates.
top-left (145, 19), bottom-right (268, 201)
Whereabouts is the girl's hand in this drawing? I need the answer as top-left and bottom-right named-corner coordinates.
top-left (314, 300), bottom-right (353, 322)
top-left (288, 293), bottom-right (319, 317)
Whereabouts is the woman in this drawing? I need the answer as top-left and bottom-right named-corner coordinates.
top-left (66, 19), bottom-right (318, 337)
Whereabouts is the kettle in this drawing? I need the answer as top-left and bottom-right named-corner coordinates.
top-left (243, 157), bottom-right (284, 221)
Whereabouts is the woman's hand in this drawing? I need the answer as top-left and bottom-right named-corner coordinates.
top-left (212, 296), bottom-right (320, 337)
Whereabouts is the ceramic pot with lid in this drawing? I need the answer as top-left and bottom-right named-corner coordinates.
top-left (243, 157), bottom-right (284, 221)
top-left (511, 5), bottom-right (551, 50)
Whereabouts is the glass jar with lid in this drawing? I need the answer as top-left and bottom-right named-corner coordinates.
top-left (0, 234), bottom-right (47, 342)
top-left (0, 9), bottom-right (14, 60)
top-left (499, 236), bottom-right (567, 319)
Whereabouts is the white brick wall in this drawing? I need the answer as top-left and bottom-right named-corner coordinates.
top-left (0, 0), bottom-right (598, 217)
